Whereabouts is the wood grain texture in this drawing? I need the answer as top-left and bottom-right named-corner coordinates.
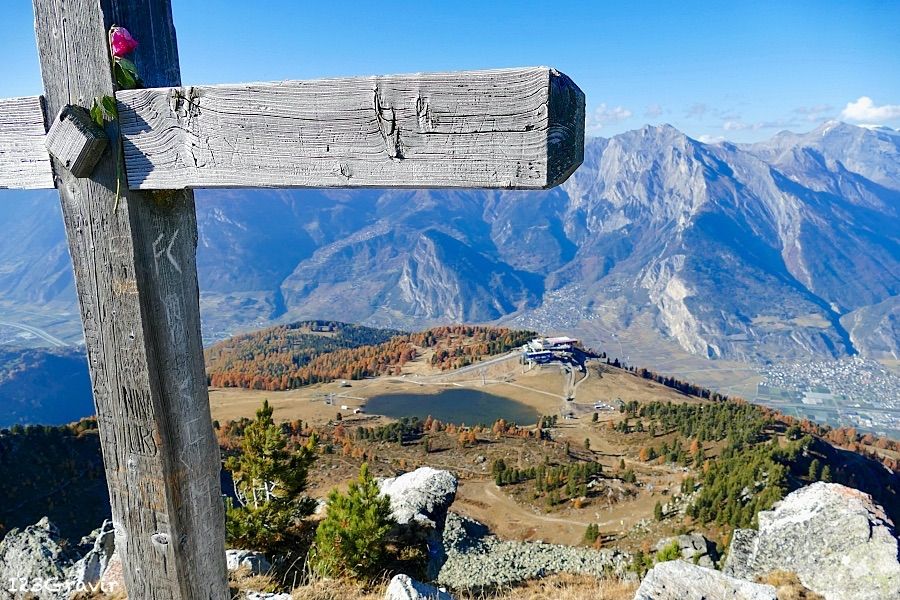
top-left (117, 67), bottom-right (585, 190)
top-left (45, 105), bottom-right (109, 177)
top-left (0, 96), bottom-right (54, 189)
top-left (33, 1), bottom-right (227, 598)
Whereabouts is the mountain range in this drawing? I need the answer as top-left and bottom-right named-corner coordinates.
top-left (0, 122), bottom-right (897, 365)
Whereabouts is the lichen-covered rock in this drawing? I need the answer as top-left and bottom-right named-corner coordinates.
top-left (384, 574), bottom-right (453, 600)
top-left (379, 468), bottom-right (458, 578)
top-left (0, 517), bottom-right (79, 600)
top-left (227, 549), bottom-right (271, 574)
top-left (437, 512), bottom-right (629, 591)
top-left (653, 533), bottom-right (718, 568)
top-left (635, 561), bottom-right (777, 600)
top-left (723, 482), bottom-right (900, 600)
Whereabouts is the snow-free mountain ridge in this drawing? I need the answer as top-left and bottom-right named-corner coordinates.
top-left (0, 122), bottom-right (897, 362)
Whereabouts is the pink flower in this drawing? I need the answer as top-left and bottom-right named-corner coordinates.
top-left (109, 26), bottom-right (138, 58)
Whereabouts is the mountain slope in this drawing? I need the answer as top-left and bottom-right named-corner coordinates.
top-left (0, 123), bottom-right (897, 362)
top-left (0, 347), bottom-right (94, 428)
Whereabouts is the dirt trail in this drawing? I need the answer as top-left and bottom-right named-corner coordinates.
top-left (454, 480), bottom-right (591, 545)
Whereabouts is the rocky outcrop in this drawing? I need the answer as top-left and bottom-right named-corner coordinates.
top-left (437, 512), bottom-right (628, 591)
top-left (0, 518), bottom-right (124, 600)
top-left (652, 533), bottom-right (719, 569)
top-left (723, 482), bottom-right (900, 600)
top-left (379, 467), bottom-right (458, 529)
top-left (379, 467), bottom-right (458, 579)
top-left (385, 574), bottom-right (453, 600)
top-left (634, 561), bottom-right (777, 600)
top-left (69, 520), bottom-right (116, 591)
top-left (98, 550), bottom-right (125, 597)
top-left (227, 549), bottom-right (271, 575)
top-left (0, 517), bottom-right (79, 600)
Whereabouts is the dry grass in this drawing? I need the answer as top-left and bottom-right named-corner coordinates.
top-left (284, 573), bottom-right (636, 600)
top-left (81, 572), bottom-right (636, 600)
top-left (758, 571), bottom-right (824, 600)
top-left (481, 574), bottom-right (637, 600)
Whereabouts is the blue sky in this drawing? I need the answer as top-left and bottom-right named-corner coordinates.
top-left (2, 0), bottom-right (899, 142)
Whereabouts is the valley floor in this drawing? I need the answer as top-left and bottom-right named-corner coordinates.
top-left (211, 352), bottom-right (719, 549)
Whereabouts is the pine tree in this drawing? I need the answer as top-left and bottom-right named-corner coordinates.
top-left (808, 458), bottom-right (821, 481)
top-left (584, 438), bottom-right (591, 450)
top-left (654, 500), bottom-right (663, 521)
top-left (225, 400), bottom-right (317, 552)
top-left (310, 463), bottom-right (395, 580)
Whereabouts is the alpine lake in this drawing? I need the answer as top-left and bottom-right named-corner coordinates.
top-left (364, 388), bottom-right (540, 427)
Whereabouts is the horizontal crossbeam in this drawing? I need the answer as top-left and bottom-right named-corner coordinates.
top-left (0, 67), bottom-right (584, 191)
top-left (0, 96), bottom-right (54, 189)
top-left (118, 67), bottom-right (584, 190)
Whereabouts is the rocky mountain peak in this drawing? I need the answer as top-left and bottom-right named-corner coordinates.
top-left (1, 123), bottom-right (897, 362)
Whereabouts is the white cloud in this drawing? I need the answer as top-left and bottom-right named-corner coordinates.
top-left (793, 104), bottom-right (834, 122)
top-left (644, 104), bottom-right (663, 118)
top-left (587, 103), bottom-right (633, 132)
top-left (722, 119), bottom-right (794, 132)
top-left (685, 103), bottom-right (708, 118)
top-left (697, 134), bottom-right (726, 144)
top-left (840, 97), bottom-right (900, 123)
top-left (723, 120), bottom-right (752, 131)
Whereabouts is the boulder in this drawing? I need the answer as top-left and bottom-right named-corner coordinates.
top-left (652, 533), bottom-right (718, 568)
top-left (227, 549), bottom-right (272, 575)
top-left (0, 517), bottom-right (79, 600)
top-left (69, 519), bottom-right (116, 590)
top-left (378, 467), bottom-right (458, 529)
top-left (634, 561), bottom-right (777, 600)
top-left (723, 482), bottom-right (900, 600)
top-left (384, 574), bottom-right (454, 600)
top-left (379, 468), bottom-right (458, 578)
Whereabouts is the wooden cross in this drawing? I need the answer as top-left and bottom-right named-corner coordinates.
top-left (0, 1), bottom-right (584, 598)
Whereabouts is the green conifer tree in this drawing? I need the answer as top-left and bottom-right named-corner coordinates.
top-left (225, 400), bottom-right (317, 552)
top-left (808, 458), bottom-right (821, 480)
top-left (310, 463), bottom-right (395, 580)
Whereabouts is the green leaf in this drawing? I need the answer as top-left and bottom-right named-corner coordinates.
top-left (100, 95), bottom-right (118, 120)
top-left (114, 61), bottom-right (137, 90)
top-left (115, 58), bottom-right (142, 90)
top-left (90, 101), bottom-right (104, 129)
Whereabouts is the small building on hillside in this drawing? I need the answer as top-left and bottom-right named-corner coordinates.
top-left (526, 336), bottom-right (579, 352)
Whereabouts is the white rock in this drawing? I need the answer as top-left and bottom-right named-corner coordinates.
top-left (378, 467), bottom-right (458, 529)
top-left (653, 533), bottom-right (717, 569)
top-left (723, 482), bottom-right (900, 600)
top-left (69, 520), bottom-right (116, 589)
top-left (385, 574), bottom-right (453, 600)
top-left (227, 549), bottom-right (272, 574)
top-left (245, 592), bottom-right (291, 600)
top-left (635, 561), bottom-right (777, 600)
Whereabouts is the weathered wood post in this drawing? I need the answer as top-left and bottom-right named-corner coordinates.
top-left (32, 1), bottom-right (228, 598)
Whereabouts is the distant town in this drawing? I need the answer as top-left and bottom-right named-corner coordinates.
top-left (758, 357), bottom-right (900, 437)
